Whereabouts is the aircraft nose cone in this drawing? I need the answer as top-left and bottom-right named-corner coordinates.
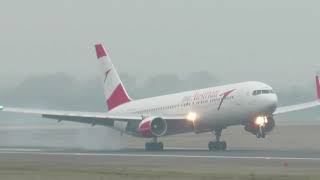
top-left (265, 94), bottom-right (278, 113)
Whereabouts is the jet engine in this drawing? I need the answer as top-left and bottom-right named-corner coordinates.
top-left (138, 117), bottom-right (167, 137)
top-left (244, 116), bottom-right (275, 138)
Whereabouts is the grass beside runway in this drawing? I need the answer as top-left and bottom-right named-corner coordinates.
top-left (0, 168), bottom-right (319, 180)
top-left (0, 153), bottom-right (319, 180)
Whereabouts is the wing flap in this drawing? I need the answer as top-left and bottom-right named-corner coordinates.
top-left (41, 114), bottom-right (115, 126)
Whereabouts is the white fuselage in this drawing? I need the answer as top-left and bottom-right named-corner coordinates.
top-left (110, 81), bottom-right (278, 136)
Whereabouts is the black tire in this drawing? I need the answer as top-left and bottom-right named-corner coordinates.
top-left (256, 132), bottom-right (262, 138)
top-left (257, 127), bottom-right (266, 139)
top-left (145, 142), bottom-right (151, 151)
top-left (208, 141), bottom-right (227, 151)
top-left (261, 129), bottom-right (266, 138)
top-left (158, 142), bottom-right (164, 151)
top-left (208, 141), bottom-right (218, 151)
top-left (145, 142), bottom-right (164, 151)
top-left (220, 141), bottom-right (227, 151)
top-left (208, 141), bottom-right (214, 151)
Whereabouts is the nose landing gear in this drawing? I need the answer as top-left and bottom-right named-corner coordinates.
top-left (256, 127), bottom-right (266, 138)
top-left (208, 129), bottom-right (227, 151)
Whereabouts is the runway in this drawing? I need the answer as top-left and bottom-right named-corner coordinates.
top-left (0, 125), bottom-right (319, 179)
top-left (0, 147), bottom-right (320, 161)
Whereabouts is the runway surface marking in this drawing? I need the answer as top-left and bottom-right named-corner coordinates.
top-left (0, 150), bottom-right (319, 161)
top-left (0, 148), bottom-right (43, 152)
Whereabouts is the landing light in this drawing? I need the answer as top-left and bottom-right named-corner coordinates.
top-left (0, 106), bottom-right (3, 111)
top-left (186, 112), bottom-right (197, 122)
top-left (255, 116), bottom-right (268, 127)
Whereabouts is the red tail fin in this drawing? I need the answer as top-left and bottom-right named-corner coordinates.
top-left (94, 43), bottom-right (132, 111)
top-left (316, 74), bottom-right (320, 100)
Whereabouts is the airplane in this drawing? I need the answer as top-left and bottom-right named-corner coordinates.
top-left (1, 43), bottom-right (320, 151)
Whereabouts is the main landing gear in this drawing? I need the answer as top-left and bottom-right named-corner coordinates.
top-left (145, 137), bottom-right (164, 151)
top-left (208, 129), bottom-right (227, 151)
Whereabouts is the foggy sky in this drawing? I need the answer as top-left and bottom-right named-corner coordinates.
top-left (1, 0), bottom-right (320, 89)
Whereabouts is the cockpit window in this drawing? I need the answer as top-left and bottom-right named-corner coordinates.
top-left (252, 89), bottom-right (274, 96)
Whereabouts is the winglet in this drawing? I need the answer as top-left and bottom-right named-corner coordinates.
top-left (95, 44), bottom-right (107, 59)
top-left (316, 73), bottom-right (320, 100)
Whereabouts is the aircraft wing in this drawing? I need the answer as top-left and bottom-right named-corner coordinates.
top-left (274, 74), bottom-right (320, 115)
top-left (0, 107), bottom-right (186, 126)
top-left (273, 100), bottom-right (320, 115)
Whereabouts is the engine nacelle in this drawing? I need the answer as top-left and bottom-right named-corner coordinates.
top-left (244, 116), bottom-right (275, 138)
top-left (138, 117), bottom-right (167, 137)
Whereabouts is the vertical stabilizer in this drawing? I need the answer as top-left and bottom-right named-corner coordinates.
top-left (95, 44), bottom-right (132, 111)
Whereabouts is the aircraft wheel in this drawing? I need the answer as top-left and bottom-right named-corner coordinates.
top-left (256, 128), bottom-right (266, 139)
top-left (158, 142), bottom-right (164, 151)
top-left (256, 133), bottom-right (261, 138)
top-left (208, 141), bottom-right (216, 151)
top-left (219, 141), bottom-right (227, 151)
top-left (145, 142), bottom-right (164, 151)
top-left (208, 141), bottom-right (227, 151)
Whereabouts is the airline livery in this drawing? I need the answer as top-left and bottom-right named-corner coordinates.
top-left (1, 44), bottom-right (320, 151)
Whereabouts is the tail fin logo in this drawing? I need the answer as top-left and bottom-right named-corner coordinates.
top-left (104, 69), bottom-right (112, 82)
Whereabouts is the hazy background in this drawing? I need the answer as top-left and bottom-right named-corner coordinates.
top-left (0, 0), bottom-right (319, 149)
top-left (1, 0), bottom-right (319, 118)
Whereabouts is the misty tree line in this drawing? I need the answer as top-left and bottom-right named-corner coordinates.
top-left (0, 71), bottom-right (316, 115)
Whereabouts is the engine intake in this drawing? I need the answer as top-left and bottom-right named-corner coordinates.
top-left (138, 117), bottom-right (167, 137)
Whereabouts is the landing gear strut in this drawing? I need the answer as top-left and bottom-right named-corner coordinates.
top-left (145, 137), bottom-right (164, 151)
top-left (256, 127), bottom-right (266, 138)
top-left (208, 129), bottom-right (227, 151)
